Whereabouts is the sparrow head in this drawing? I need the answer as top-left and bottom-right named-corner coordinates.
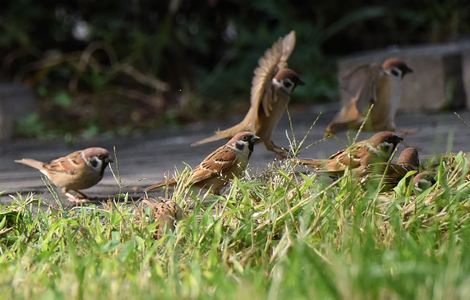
top-left (413, 171), bottom-right (436, 191)
top-left (369, 131), bottom-right (403, 155)
top-left (82, 147), bottom-right (112, 173)
top-left (382, 58), bottom-right (413, 79)
top-left (229, 131), bottom-right (260, 153)
top-left (272, 68), bottom-right (304, 94)
top-left (397, 147), bottom-right (420, 169)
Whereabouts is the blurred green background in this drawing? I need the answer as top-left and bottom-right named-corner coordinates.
top-left (1, 0), bottom-right (469, 140)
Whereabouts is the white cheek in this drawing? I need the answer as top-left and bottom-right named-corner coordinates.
top-left (272, 78), bottom-right (282, 88)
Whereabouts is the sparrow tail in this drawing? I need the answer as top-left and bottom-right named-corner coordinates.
top-left (14, 158), bottom-right (44, 170)
top-left (191, 118), bottom-right (252, 146)
top-left (145, 178), bottom-right (178, 192)
top-left (291, 158), bottom-right (328, 169)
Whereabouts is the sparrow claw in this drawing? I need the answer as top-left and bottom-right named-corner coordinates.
top-left (65, 193), bottom-right (89, 204)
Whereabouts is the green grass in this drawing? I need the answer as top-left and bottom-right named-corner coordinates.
top-left (0, 154), bottom-right (469, 299)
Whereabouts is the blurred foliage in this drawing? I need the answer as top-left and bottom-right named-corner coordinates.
top-left (1, 0), bottom-right (470, 139)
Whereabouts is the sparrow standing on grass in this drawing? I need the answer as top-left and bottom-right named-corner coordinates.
top-left (15, 147), bottom-right (112, 203)
top-left (292, 131), bottom-right (403, 175)
top-left (140, 198), bottom-right (184, 239)
top-left (361, 147), bottom-right (419, 191)
top-left (192, 31), bottom-right (304, 157)
top-left (147, 131), bottom-right (259, 194)
top-left (325, 58), bottom-right (413, 137)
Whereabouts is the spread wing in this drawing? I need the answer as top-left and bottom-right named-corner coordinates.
top-left (191, 146), bottom-right (237, 183)
top-left (250, 31), bottom-right (296, 119)
top-left (43, 151), bottom-right (84, 175)
top-left (341, 63), bottom-right (381, 114)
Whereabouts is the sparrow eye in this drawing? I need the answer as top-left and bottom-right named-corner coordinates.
top-left (90, 158), bottom-right (99, 168)
top-left (283, 81), bottom-right (292, 88)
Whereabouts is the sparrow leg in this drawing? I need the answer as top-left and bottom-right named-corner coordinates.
top-left (264, 140), bottom-right (289, 159)
top-left (65, 192), bottom-right (89, 204)
top-left (63, 189), bottom-right (90, 204)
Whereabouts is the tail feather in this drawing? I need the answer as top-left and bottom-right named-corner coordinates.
top-left (15, 158), bottom-right (44, 170)
top-left (146, 178), bottom-right (178, 192)
top-left (191, 116), bottom-right (253, 147)
top-left (291, 158), bottom-right (328, 169)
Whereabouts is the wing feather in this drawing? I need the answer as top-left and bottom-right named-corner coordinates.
top-left (191, 146), bottom-right (237, 183)
top-left (341, 63), bottom-right (381, 114)
top-left (250, 31), bottom-right (296, 118)
top-left (43, 151), bottom-right (83, 175)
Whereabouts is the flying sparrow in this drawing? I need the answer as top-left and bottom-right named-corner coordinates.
top-left (15, 147), bottom-right (112, 203)
top-left (292, 131), bottom-right (403, 175)
top-left (361, 147), bottom-right (419, 191)
top-left (325, 57), bottom-right (413, 137)
top-left (140, 198), bottom-right (184, 239)
top-left (147, 131), bottom-right (260, 194)
top-left (192, 31), bottom-right (304, 157)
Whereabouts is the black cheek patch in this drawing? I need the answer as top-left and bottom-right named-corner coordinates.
top-left (236, 142), bottom-right (244, 151)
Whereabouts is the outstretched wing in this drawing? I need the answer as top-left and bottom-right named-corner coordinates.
top-left (250, 31), bottom-right (296, 119)
top-left (341, 63), bottom-right (381, 114)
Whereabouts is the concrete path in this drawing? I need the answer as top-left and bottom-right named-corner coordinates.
top-left (1, 105), bottom-right (469, 204)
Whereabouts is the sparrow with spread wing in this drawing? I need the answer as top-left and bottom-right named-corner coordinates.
top-left (147, 131), bottom-right (259, 194)
top-left (293, 131), bottom-right (403, 175)
top-left (192, 31), bottom-right (304, 157)
top-left (15, 147), bottom-right (112, 203)
top-left (325, 58), bottom-right (413, 137)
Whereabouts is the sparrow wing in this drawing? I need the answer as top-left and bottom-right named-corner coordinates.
top-left (43, 151), bottom-right (84, 175)
top-left (191, 146), bottom-right (238, 183)
top-left (341, 63), bottom-right (381, 114)
top-left (329, 142), bottom-right (368, 170)
top-left (250, 31), bottom-right (296, 119)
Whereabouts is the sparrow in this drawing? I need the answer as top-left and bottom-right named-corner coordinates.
top-left (140, 198), bottom-right (184, 239)
top-left (361, 147), bottom-right (419, 191)
top-left (412, 171), bottom-right (437, 192)
top-left (293, 131), bottom-right (403, 175)
top-left (147, 131), bottom-right (260, 194)
top-left (15, 147), bottom-right (112, 203)
top-left (325, 57), bottom-right (413, 137)
top-left (192, 31), bottom-right (304, 157)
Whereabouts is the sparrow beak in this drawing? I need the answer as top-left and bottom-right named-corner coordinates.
top-left (105, 157), bottom-right (114, 164)
top-left (402, 66), bottom-right (413, 77)
top-left (251, 135), bottom-right (260, 143)
top-left (297, 78), bottom-right (305, 86)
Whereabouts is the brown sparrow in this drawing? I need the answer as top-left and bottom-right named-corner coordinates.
top-left (15, 147), bottom-right (112, 203)
top-left (147, 131), bottom-right (259, 194)
top-left (140, 198), bottom-right (184, 239)
top-left (325, 57), bottom-right (413, 137)
top-left (361, 147), bottom-right (419, 191)
top-left (192, 31), bottom-right (304, 157)
top-left (293, 131), bottom-right (403, 175)
top-left (413, 171), bottom-right (437, 192)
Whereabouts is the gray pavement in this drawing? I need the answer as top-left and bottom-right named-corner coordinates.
top-left (1, 105), bottom-right (469, 204)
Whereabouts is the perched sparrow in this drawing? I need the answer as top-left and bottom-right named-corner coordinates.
top-left (361, 147), bottom-right (419, 191)
top-left (140, 198), bottom-right (184, 239)
top-left (325, 57), bottom-right (413, 137)
top-left (147, 132), bottom-right (259, 194)
top-left (192, 31), bottom-right (304, 157)
top-left (293, 131), bottom-right (403, 175)
top-left (15, 147), bottom-right (112, 203)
